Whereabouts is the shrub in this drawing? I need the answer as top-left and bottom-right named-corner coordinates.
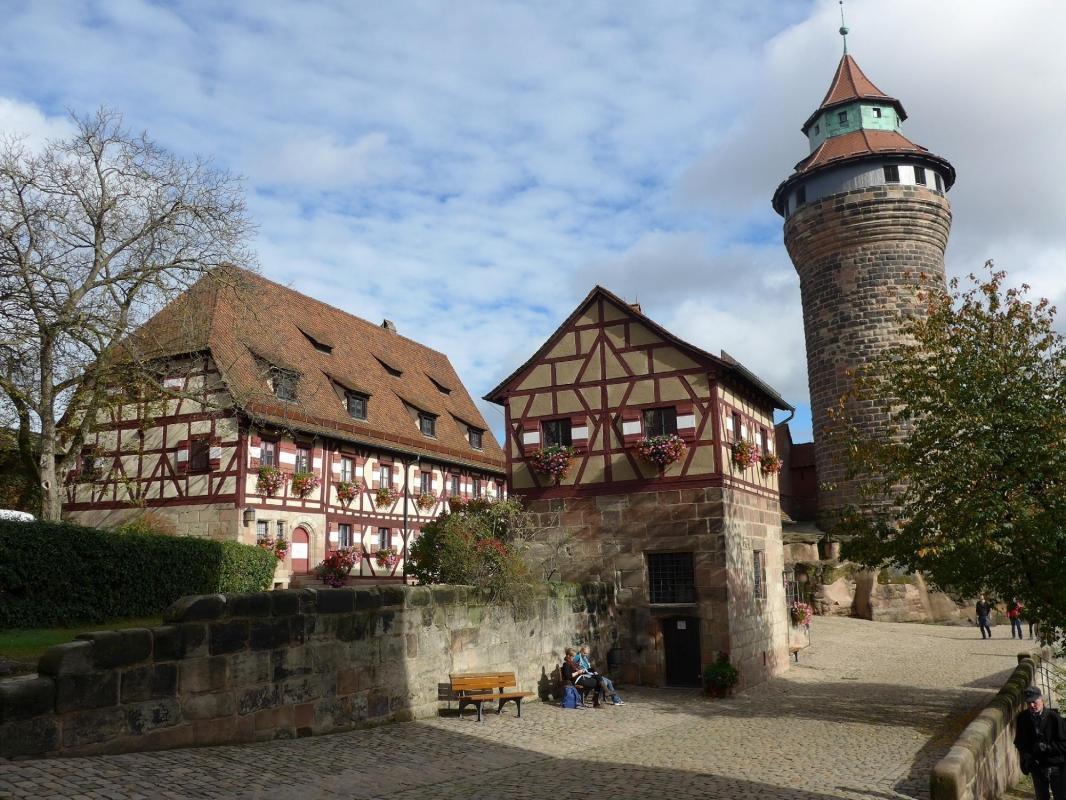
top-left (112, 510), bottom-right (178, 537)
top-left (0, 519), bottom-right (277, 628)
top-left (703, 654), bottom-right (739, 697)
top-left (313, 547), bottom-right (360, 587)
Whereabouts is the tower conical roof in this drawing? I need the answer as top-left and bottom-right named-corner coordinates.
top-left (801, 54), bottom-right (907, 134)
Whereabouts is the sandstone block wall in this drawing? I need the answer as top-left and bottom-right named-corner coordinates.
top-left (0, 583), bottom-right (615, 759)
top-left (784, 184), bottom-right (952, 524)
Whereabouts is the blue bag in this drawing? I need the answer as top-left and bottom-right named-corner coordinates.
top-left (561, 685), bottom-right (579, 709)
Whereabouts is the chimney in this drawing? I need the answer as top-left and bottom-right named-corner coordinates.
top-left (381, 319), bottom-right (397, 333)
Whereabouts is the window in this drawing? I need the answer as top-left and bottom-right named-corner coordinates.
top-left (428, 375), bottom-right (451, 395)
top-left (346, 392), bottom-right (368, 420)
top-left (375, 356), bottom-right (402, 377)
top-left (496, 481), bottom-right (505, 498)
top-left (338, 523), bottom-right (353, 549)
top-left (469, 428), bottom-right (483, 450)
top-left (378, 527), bottom-right (390, 550)
top-left (643, 407), bottom-right (678, 438)
top-left (256, 520), bottom-right (269, 542)
top-left (260, 440), bottom-right (277, 468)
top-left (379, 464), bottom-right (392, 489)
top-left (295, 446), bottom-right (311, 474)
top-left (420, 471), bottom-right (432, 495)
top-left (473, 479), bottom-right (481, 498)
top-left (189, 438), bottom-right (210, 472)
top-left (914, 166), bottom-right (927, 185)
top-left (276, 520), bottom-right (285, 539)
top-left (271, 367), bottom-right (298, 402)
top-left (884, 165), bottom-right (900, 183)
top-left (935, 173), bottom-right (944, 192)
top-left (872, 107), bottom-right (882, 118)
top-left (759, 427), bottom-right (769, 454)
top-left (542, 418), bottom-right (572, 447)
top-left (837, 110), bottom-right (848, 124)
top-left (79, 447), bottom-right (98, 481)
top-left (340, 457), bottom-right (353, 482)
top-left (647, 552), bottom-right (696, 604)
top-left (450, 475), bottom-right (460, 496)
top-left (813, 124), bottom-right (820, 135)
top-left (753, 550), bottom-right (767, 600)
top-left (419, 413), bottom-right (436, 437)
top-left (731, 412), bottom-right (742, 440)
top-left (796, 185), bottom-right (806, 206)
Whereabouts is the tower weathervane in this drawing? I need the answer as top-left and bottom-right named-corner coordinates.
top-left (839, 0), bottom-right (849, 54)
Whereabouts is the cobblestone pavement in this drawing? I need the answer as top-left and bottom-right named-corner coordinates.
top-left (0, 617), bottom-right (1036, 800)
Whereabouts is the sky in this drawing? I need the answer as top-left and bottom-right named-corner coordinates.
top-left (3, 0), bottom-right (1065, 446)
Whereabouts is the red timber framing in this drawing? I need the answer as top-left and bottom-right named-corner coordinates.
top-left (485, 286), bottom-right (792, 501)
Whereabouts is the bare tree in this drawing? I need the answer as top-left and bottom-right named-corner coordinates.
top-left (0, 108), bottom-right (254, 520)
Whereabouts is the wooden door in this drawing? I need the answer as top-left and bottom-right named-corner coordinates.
top-left (662, 616), bottom-right (702, 687)
top-left (291, 526), bottom-right (310, 574)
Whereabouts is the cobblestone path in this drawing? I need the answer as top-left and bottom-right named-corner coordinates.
top-left (0, 617), bottom-right (1034, 799)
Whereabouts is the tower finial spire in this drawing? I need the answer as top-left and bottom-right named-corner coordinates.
top-left (839, 0), bottom-right (849, 54)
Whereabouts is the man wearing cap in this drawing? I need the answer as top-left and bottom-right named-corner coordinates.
top-left (1014, 686), bottom-right (1066, 799)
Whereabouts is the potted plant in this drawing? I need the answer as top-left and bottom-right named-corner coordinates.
top-left (759, 452), bottom-right (782, 475)
top-left (731, 440), bottom-right (757, 469)
top-left (702, 654), bottom-right (739, 698)
top-left (335, 480), bottom-right (359, 505)
top-left (290, 471), bottom-right (319, 498)
top-left (376, 486), bottom-right (399, 506)
top-left (529, 444), bottom-right (576, 482)
top-left (256, 466), bottom-right (285, 496)
top-left (790, 600), bottom-right (814, 627)
top-left (256, 537), bottom-right (288, 560)
top-left (636, 434), bottom-right (687, 469)
top-left (375, 546), bottom-right (401, 571)
top-left (416, 492), bottom-right (436, 511)
top-left (313, 547), bottom-right (360, 587)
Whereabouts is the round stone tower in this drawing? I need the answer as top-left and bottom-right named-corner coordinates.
top-left (772, 52), bottom-right (955, 524)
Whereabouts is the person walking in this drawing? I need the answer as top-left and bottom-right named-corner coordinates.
top-left (1008, 599), bottom-right (1025, 640)
top-left (976, 595), bottom-right (993, 639)
top-left (1014, 686), bottom-right (1066, 799)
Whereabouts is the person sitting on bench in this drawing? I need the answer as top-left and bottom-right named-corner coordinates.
top-left (575, 645), bottom-right (623, 705)
top-left (562, 647), bottom-right (603, 708)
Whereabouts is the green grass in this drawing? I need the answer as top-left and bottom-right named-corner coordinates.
top-left (0, 616), bottom-right (163, 670)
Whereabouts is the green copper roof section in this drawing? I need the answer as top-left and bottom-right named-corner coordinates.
top-left (807, 101), bottom-right (902, 151)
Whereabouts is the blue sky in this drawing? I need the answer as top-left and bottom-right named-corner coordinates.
top-left (4, 1), bottom-right (1066, 446)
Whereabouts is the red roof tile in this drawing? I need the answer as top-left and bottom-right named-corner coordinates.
top-left (802, 55), bottom-right (906, 133)
top-left (794, 128), bottom-right (927, 175)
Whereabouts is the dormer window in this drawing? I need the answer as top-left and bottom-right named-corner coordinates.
top-left (427, 375), bottom-right (452, 395)
top-left (469, 428), bottom-right (483, 450)
top-left (298, 328), bottom-right (332, 354)
top-left (419, 413), bottom-right (437, 437)
top-left (270, 367), bottom-right (298, 402)
top-left (375, 356), bottom-right (402, 377)
top-left (883, 165), bottom-right (900, 183)
top-left (346, 391), bottom-right (368, 420)
top-left (837, 110), bottom-right (848, 124)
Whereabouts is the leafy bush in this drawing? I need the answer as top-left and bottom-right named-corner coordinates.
top-left (407, 497), bottom-right (534, 601)
top-left (0, 519), bottom-right (277, 628)
top-left (703, 654), bottom-right (739, 696)
top-left (112, 510), bottom-right (178, 537)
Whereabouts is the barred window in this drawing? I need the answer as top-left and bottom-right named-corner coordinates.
top-left (647, 552), bottom-right (696, 604)
top-left (256, 521), bottom-right (269, 542)
top-left (753, 550), bottom-right (767, 600)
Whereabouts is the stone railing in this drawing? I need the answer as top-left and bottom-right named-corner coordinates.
top-left (930, 649), bottom-right (1051, 800)
top-left (0, 583), bottom-right (616, 758)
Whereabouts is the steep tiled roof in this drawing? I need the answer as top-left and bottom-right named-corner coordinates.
top-left (794, 129), bottom-right (926, 175)
top-left (134, 268), bottom-right (504, 472)
top-left (484, 285), bottom-right (792, 412)
top-left (802, 54), bottom-right (905, 133)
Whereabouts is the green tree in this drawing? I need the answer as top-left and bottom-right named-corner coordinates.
top-left (834, 265), bottom-right (1066, 641)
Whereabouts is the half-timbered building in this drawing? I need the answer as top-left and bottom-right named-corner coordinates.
top-left (486, 286), bottom-right (792, 687)
top-left (64, 268), bottom-right (505, 586)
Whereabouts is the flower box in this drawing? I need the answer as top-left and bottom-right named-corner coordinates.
top-left (257, 537), bottom-right (288, 560)
top-left (335, 481), bottom-right (359, 504)
top-left (256, 466), bottom-right (285, 496)
top-left (376, 486), bottom-right (399, 506)
top-left (416, 492), bottom-right (436, 511)
top-left (375, 547), bottom-right (401, 571)
top-left (790, 600), bottom-right (813, 627)
top-left (731, 440), bottom-right (758, 470)
top-left (636, 434), bottom-right (687, 469)
top-left (290, 471), bottom-right (319, 498)
top-left (529, 445), bottom-right (576, 482)
top-left (759, 453), bottom-right (782, 475)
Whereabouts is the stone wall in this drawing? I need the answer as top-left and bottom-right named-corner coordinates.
top-left (784, 184), bottom-right (952, 524)
top-left (930, 650), bottom-right (1051, 800)
top-left (0, 583), bottom-right (615, 759)
top-left (526, 486), bottom-right (787, 688)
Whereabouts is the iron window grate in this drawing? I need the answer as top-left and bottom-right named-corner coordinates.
top-left (647, 552), bottom-right (696, 604)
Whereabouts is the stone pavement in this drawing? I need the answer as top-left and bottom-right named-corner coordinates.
top-left (0, 617), bottom-right (1035, 799)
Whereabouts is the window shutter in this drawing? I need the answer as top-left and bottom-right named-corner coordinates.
top-left (520, 421), bottom-right (541, 455)
top-left (620, 409), bottom-right (643, 446)
top-left (676, 402), bottom-right (697, 443)
top-left (570, 414), bottom-right (590, 451)
top-left (249, 435), bottom-right (261, 469)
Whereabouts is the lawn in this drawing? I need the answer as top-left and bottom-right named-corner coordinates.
top-left (0, 616), bottom-right (163, 672)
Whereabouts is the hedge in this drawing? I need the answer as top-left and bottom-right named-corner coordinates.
top-left (0, 520), bottom-right (277, 628)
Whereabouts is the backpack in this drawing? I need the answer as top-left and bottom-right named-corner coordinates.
top-left (561, 684), bottom-right (580, 709)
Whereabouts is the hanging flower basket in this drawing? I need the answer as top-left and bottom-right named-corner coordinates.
top-left (376, 486), bottom-right (399, 506)
top-left (636, 434), bottom-right (688, 468)
top-left (290, 471), bottom-right (320, 498)
top-left (257, 538), bottom-right (288, 560)
top-left (375, 547), bottom-right (401, 571)
top-left (731, 440), bottom-right (758, 469)
top-left (416, 492), bottom-right (436, 511)
top-left (790, 600), bottom-right (814, 627)
top-left (313, 547), bottom-right (360, 587)
top-left (335, 481), bottom-right (359, 505)
top-left (447, 495), bottom-right (466, 512)
top-left (759, 453), bottom-right (782, 475)
top-left (529, 445), bottom-right (576, 482)
top-left (256, 466), bottom-right (285, 496)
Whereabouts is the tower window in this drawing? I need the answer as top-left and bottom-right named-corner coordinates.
top-left (934, 173), bottom-right (944, 192)
top-left (813, 124), bottom-right (820, 135)
top-left (872, 107), bottom-right (882, 118)
top-left (837, 110), bottom-right (848, 124)
top-left (883, 165), bottom-right (900, 183)
top-left (418, 413), bottom-right (436, 437)
top-left (796, 186), bottom-right (807, 206)
top-left (914, 166), bottom-right (927, 185)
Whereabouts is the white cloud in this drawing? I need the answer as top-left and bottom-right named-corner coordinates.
top-left (0, 98), bottom-right (74, 149)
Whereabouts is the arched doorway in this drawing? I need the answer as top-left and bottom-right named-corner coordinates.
top-left (291, 526), bottom-right (310, 574)
top-left (661, 615), bottom-right (702, 687)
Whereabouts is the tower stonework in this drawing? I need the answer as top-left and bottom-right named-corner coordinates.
top-left (773, 55), bottom-right (955, 524)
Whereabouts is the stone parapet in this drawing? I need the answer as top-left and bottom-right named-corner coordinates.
top-left (0, 583), bottom-right (615, 758)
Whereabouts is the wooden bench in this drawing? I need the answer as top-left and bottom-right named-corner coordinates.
top-left (450, 671), bottom-right (532, 722)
